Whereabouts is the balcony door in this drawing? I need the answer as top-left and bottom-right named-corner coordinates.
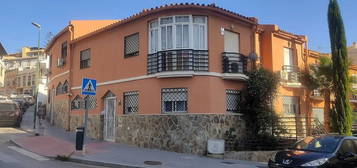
top-left (224, 31), bottom-right (240, 53)
top-left (283, 47), bottom-right (294, 70)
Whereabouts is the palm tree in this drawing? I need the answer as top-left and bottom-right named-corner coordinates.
top-left (305, 56), bottom-right (333, 131)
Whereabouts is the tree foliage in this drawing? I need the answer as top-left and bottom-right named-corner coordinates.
top-left (302, 56), bottom-right (333, 130)
top-left (328, 0), bottom-right (352, 135)
top-left (241, 68), bottom-right (283, 137)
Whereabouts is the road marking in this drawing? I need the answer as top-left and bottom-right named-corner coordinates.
top-left (0, 151), bottom-right (18, 163)
top-left (8, 146), bottom-right (48, 161)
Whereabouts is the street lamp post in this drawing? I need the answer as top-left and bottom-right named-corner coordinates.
top-left (31, 22), bottom-right (41, 130)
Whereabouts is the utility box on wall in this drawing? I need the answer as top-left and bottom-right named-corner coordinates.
top-left (207, 139), bottom-right (225, 154)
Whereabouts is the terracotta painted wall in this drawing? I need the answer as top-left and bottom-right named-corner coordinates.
top-left (48, 8), bottom-right (255, 117)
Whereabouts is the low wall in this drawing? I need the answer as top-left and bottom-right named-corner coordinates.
top-left (60, 113), bottom-right (245, 155)
top-left (70, 114), bottom-right (103, 140)
top-left (224, 151), bottom-right (276, 163)
top-left (52, 100), bottom-right (69, 129)
top-left (116, 114), bottom-right (245, 155)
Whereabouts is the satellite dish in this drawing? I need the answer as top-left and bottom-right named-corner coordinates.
top-left (248, 52), bottom-right (258, 61)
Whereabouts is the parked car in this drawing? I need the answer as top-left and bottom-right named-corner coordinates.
top-left (0, 101), bottom-right (22, 127)
top-left (269, 135), bottom-right (357, 168)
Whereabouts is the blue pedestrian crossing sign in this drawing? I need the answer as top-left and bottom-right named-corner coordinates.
top-left (82, 78), bottom-right (97, 95)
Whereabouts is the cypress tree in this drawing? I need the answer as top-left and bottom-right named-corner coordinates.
top-left (328, 0), bottom-right (352, 135)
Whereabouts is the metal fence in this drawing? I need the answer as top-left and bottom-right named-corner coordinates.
top-left (222, 52), bottom-right (247, 74)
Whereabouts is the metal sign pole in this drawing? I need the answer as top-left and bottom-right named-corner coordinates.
top-left (80, 78), bottom-right (97, 154)
top-left (83, 98), bottom-right (89, 153)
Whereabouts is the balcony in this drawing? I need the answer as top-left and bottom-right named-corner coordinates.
top-left (222, 52), bottom-right (248, 80)
top-left (147, 49), bottom-right (208, 78)
top-left (310, 90), bottom-right (323, 101)
top-left (280, 65), bottom-right (301, 87)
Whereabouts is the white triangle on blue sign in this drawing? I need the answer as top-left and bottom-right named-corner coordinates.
top-left (84, 80), bottom-right (95, 93)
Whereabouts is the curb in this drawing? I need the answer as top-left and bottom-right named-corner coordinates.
top-left (68, 157), bottom-right (144, 168)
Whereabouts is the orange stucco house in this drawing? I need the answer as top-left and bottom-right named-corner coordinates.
top-left (45, 3), bottom-right (355, 154)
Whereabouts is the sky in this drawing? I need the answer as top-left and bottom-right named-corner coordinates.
top-left (0, 0), bottom-right (355, 54)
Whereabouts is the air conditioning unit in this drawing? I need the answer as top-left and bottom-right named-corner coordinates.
top-left (57, 58), bottom-right (65, 67)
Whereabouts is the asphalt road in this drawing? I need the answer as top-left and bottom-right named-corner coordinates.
top-left (0, 127), bottom-right (105, 168)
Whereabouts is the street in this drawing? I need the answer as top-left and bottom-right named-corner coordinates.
top-left (0, 114), bottom-right (105, 168)
top-left (0, 140), bottom-right (103, 168)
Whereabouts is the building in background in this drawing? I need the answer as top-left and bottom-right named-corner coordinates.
top-left (0, 47), bottom-right (48, 102)
top-left (348, 42), bottom-right (357, 65)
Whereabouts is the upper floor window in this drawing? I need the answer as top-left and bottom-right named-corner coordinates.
top-left (22, 76), bottom-right (26, 87)
top-left (61, 42), bottom-right (67, 59)
top-left (80, 49), bottom-right (91, 69)
top-left (124, 33), bottom-right (139, 58)
top-left (224, 30), bottom-right (240, 53)
top-left (27, 75), bottom-right (31, 86)
top-left (283, 47), bottom-right (294, 66)
top-left (32, 75), bottom-right (35, 85)
top-left (149, 15), bottom-right (207, 54)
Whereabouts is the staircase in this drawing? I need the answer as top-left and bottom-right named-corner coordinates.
top-left (276, 116), bottom-right (327, 140)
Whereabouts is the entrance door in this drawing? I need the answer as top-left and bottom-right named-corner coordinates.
top-left (104, 97), bottom-right (116, 141)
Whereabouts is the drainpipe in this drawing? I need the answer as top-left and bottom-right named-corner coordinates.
top-left (67, 25), bottom-right (74, 131)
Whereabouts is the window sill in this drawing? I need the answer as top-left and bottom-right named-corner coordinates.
top-left (156, 71), bottom-right (194, 78)
top-left (221, 73), bottom-right (248, 80)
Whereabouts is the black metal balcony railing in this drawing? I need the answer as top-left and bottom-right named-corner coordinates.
top-left (311, 90), bottom-right (322, 97)
top-left (281, 65), bottom-right (300, 83)
top-left (147, 49), bottom-right (208, 74)
top-left (222, 52), bottom-right (247, 74)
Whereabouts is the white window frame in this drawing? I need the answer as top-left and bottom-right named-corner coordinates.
top-left (148, 15), bottom-right (207, 54)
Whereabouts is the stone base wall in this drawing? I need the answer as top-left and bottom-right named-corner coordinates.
top-left (52, 100), bottom-right (69, 129)
top-left (116, 114), bottom-right (245, 155)
top-left (61, 113), bottom-right (245, 155)
top-left (70, 114), bottom-right (103, 140)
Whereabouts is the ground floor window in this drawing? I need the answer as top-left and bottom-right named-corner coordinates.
top-left (226, 89), bottom-right (240, 113)
top-left (124, 91), bottom-right (139, 114)
top-left (312, 107), bottom-right (324, 124)
top-left (161, 88), bottom-right (187, 113)
top-left (71, 95), bottom-right (82, 110)
top-left (282, 96), bottom-right (299, 116)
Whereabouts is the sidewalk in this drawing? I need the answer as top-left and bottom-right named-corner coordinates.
top-left (13, 106), bottom-right (266, 168)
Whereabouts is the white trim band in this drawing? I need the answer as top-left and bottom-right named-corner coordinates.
top-left (71, 72), bottom-right (248, 90)
top-left (48, 70), bottom-right (70, 83)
